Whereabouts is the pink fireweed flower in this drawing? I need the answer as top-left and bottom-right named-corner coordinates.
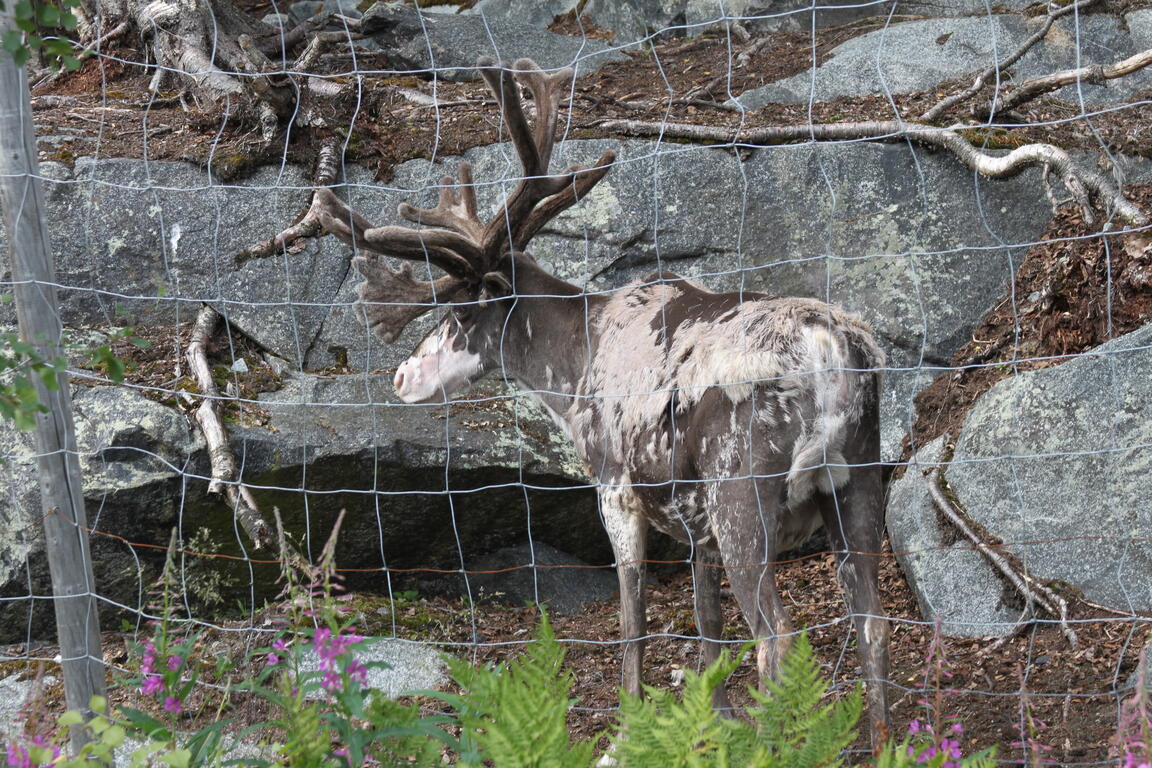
top-left (6, 742), bottom-right (30, 768)
top-left (163, 696), bottom-right (182, 714)
top-left (265, 652), bottom-right (280, 667)
top-left (167, 655), bottom-right (182, 671)
top-left (6, 735), bottom-right (61, 768)
top-left (140, 674), bottom-right (164, 696)
top-left (140, 642), bottom-right (157, 675)
top-left (908, 720), bottom-right (921, 733)
top-left (322, 670), bottom-right (342, 691)
top-left (347, 660), bottom-right (368, 686)
top-left (940, 738), bottom-right (962, 759)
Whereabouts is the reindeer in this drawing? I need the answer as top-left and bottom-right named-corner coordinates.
top-left (314, 57), bottom-right (890, 740)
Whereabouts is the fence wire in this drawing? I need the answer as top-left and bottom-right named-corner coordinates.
top-left (2, 0), bottom-right (1152, 763)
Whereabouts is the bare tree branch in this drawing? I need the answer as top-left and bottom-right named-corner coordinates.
top-left (987, 47), bottom-right (1152, 116)
top-left (185, 305), bottom-right (282, 553)
top-left (598, 118), bottom-right (1149, 225)
top-left (919, 0), bottom-right (1097, 122)
top-left (926, 468), bottom-right (1077, 648)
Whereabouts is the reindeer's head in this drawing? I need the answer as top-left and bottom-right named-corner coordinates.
top-left (315, 57), bottom-right (615, 403)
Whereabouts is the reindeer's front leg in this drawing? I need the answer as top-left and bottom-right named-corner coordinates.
top-left (600, 489), bottom-right (648, 696)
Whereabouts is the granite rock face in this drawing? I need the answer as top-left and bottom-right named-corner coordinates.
top-left (734, 10), bottom-right (1152, 110)
top-left (886, 438), bottom-right (1023, 638)
top-left (945, 323), bottom-right (1152, 614)
top-left (888, 322), bottom-right (1152, 635)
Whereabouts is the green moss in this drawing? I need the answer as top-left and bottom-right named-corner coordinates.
top-left (47, 148), bottom-right (75, 166)
top-left (956, 128), bottom-right (1035, 150)
top-left (210, 153), bottom-right (260, 182)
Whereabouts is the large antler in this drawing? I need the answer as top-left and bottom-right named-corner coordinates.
top-left (314, 56), bottom-right (616, 343)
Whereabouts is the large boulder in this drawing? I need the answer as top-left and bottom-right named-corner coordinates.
top-left (886, 437), bottom-right (1023, 637)
top-left (469, 0), bottom-right (1039, 44)
top-left (888, 321), bottom-right (1152, 635)
top-left (0, 158), bottom-right (353, 372)
top-left (945, 322), bottom-right (1152, 614)
top-left (359, 2), bottom-right (627, 80)
top-left (0, 368), bottom-right (623, 643)
top-left (734, 10), bottom-right (1152, 109)
top-left (0, 386), bottom-right (205, 643)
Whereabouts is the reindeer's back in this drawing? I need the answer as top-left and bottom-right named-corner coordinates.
top-left (580, 275), bottom-right (883, 510)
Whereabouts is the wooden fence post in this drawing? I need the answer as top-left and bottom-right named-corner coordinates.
top-left (0, 17), bottom-right (107, 753)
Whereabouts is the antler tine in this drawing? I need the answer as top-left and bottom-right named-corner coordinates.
top-left (314, 187), bottom-right (375, 247)
top-left (314, 187), bottom-right (479, 280)
top-left (397, 164), bottom-right (485, 244)
top-left (513, 58), bottom-right (572, 175)
top-left (353, 255), bottom-right (466, 344)
top-left (514, 150), bottom-right (616, 249)
top-left (477, 56), bottom-right (544, 178)
top-left (475, 56), bottom-right (605, 264)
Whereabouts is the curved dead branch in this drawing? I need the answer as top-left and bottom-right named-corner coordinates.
top-left (598, 118), bottom-right (1149, 226)
top-left (987, 47), bottom-right (1152, 116)
top-left (186, 305), bottom-right (282, 553)
top-left (919, 0), bottom-right (1097, 122)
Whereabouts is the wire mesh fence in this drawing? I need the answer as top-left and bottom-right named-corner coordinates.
top-left (2, 0), bottom-right (1152, 762)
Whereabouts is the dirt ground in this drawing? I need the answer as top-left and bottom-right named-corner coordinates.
top-left (6, 551), bottom-right (1150, 764)
top-left (8, 2), bottom-right (1152, 764)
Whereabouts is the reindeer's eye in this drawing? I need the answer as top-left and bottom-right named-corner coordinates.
top-left (452, 305), bottom-right (473, 324)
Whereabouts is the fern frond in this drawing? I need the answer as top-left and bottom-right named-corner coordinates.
top-left (746, 633), bottom-right (861, 768)
top-left (441, 613), bottom-right (597, 768)
top-left (611, 649), bottom-right (763, 767)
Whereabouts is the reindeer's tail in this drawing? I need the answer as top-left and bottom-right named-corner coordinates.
top-left (786, 319), bottom-right (883, 504)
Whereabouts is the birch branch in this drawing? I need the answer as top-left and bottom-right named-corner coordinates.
top-left (186, 304), bottom-right (279, 553)
top-left (926, 468), bottom-right (1077, 648)
top-left (597, 118), bottom-right (1149, 225)
top-left (988, 47), bottom-right (1152, 116)
top-left (919, 0), bottom-right (1097, 122)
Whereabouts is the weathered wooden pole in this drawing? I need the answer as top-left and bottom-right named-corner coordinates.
top-left (0, 14), bottom-right (107, 753)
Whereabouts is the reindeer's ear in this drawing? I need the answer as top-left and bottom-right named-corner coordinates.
top-left (481, 271), bottom-right (513, 301)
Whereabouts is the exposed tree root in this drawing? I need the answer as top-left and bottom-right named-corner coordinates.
top-left (597, 118), bottom-right (1149, 226)
top-left (185, 304), bottom-right (283, 554)
top-left (234, 137), bottom-right (342, 265)
top-left (75, 0), bottom-right (360, 140)
top-left (926, 468), bottom-right (1077, 649)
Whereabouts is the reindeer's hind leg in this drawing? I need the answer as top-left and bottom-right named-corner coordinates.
top-left (708, 474), bottom-right (796, 691)
top-left (815, 442), bottom-right (890, 744)
top-left (692, 548), bottom-right (733, 713)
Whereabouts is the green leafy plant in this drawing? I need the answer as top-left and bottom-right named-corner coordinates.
top-left (432, 613), bottom-right (597, 768)
top-left (244, 512), bottom-right (452, 767)
top-left (0, 324), bottom-right (146, 430)
top-left (610, 633), bottom-right (860, 768)
top-left (0, 0), bottom-right (82, 69)
top-left (0, 330), bottom-right (68, 430)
